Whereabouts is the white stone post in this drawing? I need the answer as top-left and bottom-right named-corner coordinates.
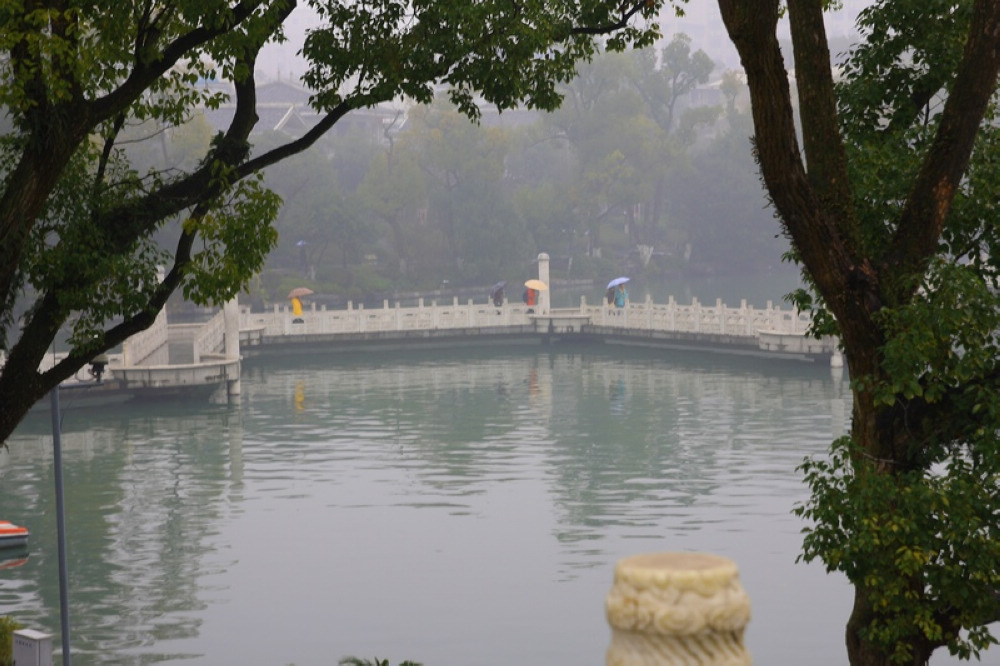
top-left (606, 552), bottom-right (752, 666)
top-left (121, 333), bottom-right (131, 367)
top-left (537, 252), bottom-right (551, 314)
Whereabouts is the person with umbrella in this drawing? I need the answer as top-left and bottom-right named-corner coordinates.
top-left (607, 277), bottom-right (629, 314)
top-left (490, 281), bottom-right (507, 309)
top-left (523, 279), bottom-right (547, 314)
top-left (288, 287), bottom-right (314, 322)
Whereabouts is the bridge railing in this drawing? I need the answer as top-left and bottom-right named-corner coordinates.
top-left (578, 295), bottom-right (809, 336)
top-left (192, 309), bottom-right (227, 362)
top-left (240, 294), bottom-right (811, 340)
top-left (122, 308), bottom-right (169, 365)
top-left (240, 297), bottom-right (537, 337)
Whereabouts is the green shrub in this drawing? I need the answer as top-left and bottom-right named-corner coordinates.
top-left (0, 616), bottom-right (22, 666)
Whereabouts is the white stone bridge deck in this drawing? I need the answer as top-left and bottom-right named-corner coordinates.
top-left (239, 295), bottom-right (840, 364)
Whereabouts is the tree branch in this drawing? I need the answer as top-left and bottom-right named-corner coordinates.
top-left (787, 0), bottom-right (856, 240)
top-left (719, 0), bottom-right (884, 363)
top-left (571, 0), bottom-right (652, 36)
top-left (93, 113), bottom-right (128, 205)
top-left (885, 0), bottom-right (1000, 296)
top-left (88, 0), bottom-right (293, 124)
top-left (237, 102), bottom-right (354, 176)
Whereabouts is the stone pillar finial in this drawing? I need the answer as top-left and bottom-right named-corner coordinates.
top-left (537, 252), bottom-right (550, 314)
top-left (606, 552), bottom-right (752, 665)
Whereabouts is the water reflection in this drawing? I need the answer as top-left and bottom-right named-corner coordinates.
top-left (1, 345), bottom-right (861, 665)
top-left (3, 405), bottom-right (243, 663)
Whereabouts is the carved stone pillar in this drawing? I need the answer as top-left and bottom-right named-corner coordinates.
top-left (606, 552), bottom-right (752, 665)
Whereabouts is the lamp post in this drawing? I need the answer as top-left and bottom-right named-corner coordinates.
top-left (47, 384), bottom-right (72, 666)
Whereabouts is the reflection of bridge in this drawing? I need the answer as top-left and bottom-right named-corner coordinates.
top-left (238, 293), bottom-right (840, 365)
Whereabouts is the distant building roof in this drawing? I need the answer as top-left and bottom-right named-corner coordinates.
top-left (202, 78), bottom-right (405, 142)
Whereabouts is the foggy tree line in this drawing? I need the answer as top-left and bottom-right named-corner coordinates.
top-left (240, 35), bottom-right (789, 302)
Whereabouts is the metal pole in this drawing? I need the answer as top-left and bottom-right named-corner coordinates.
top-left (48, 387), bottom-right (72, 666)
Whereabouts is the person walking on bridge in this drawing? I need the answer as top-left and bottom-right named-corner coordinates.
top-left (523, 287), bottom-right (537, 313)
top-left (607, 277), bottom-right (629, 315)
top-left (614, 283), bottom-right (628, 313)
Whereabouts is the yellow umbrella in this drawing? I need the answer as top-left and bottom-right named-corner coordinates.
top-left (524, 279), bottom-right (548, 291)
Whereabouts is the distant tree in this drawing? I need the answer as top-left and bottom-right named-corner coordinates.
top-left (541, 50), bottom-right (654, 256)
top-left (407, 102), bottom-right (506, 273)
top-left (356, 130), bottom-right (427, 279)
top-left (717, 0), bottom-right (1000, 663)
top-left (538, 37), bottom-right (718, 259)
top-left (626, 34), bottom-right (718, 250)
top-left (631, 34), bottom-right (716, 135)
top-left (0, 0), bottom-right (664, 443)
top-left (253, 133), bottom-right (336, 277)
top-left (505, 117), bottom-right (581, 256)
top-left (667, 88), bottom-right (785, 271)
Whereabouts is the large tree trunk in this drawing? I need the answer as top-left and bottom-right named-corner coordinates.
top-left (717, 1), bottom-right (1000, 664)
top-left (0, 372), bottom-right (49, 444)
top-left (847, 587), bottom-right (935, 666)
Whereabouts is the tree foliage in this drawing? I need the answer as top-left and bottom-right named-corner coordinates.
top-left (538, 35), bottom-right (719, 255)
top-left (0, 0), bottom-right (668, 443)
top-left (716, 0), bottom-right (1000, 663)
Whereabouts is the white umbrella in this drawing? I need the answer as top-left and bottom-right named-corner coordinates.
top-left (607, 277), bottom-right (630, 289)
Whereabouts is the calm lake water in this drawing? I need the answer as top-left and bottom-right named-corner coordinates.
top-left (0, 342), bottom-right (979, 665)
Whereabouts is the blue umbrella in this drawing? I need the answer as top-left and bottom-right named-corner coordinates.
top-left (490, 280), bottom-right (507, 297)
top-left (607, 276), bottom-right (630, 289)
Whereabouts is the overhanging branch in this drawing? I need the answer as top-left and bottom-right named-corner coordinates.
top-left (89, 0), bottom-right (295, 125)
top-left (886, 0), bottom-right (1000, 292)
top-left (571, 0), bottom-right (653, 36)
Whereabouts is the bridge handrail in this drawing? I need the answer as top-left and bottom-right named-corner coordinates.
top-left (240, 296), bottom-right (538, 337)
top-left (239, 294), bottom-right (809, 339)
top-left (193, 309), bottom-right (227, 362)
top-left (122, 308), bottom-right (169, 365)
top-left (571, 295), bottom-right (809, 336)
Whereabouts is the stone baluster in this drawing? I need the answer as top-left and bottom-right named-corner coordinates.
top-left (606, 552), bottom-right (751, 666)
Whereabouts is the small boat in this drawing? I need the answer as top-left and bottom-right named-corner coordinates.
top-left (0, 521), bottom-right (29, 549)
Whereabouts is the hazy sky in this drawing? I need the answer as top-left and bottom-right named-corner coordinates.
top-left (258, 1), bottom-right (872, 81)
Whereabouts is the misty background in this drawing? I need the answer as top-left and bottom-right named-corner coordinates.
top-left (144, 2), bottom-right (874, 310)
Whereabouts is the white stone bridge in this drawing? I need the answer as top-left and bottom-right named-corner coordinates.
top-left (240, 253), bottom-right (838, 365)
top-left (21, 253), bottom-right (839, 410)
top-left (238, 292), bottom-right (839, 365)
